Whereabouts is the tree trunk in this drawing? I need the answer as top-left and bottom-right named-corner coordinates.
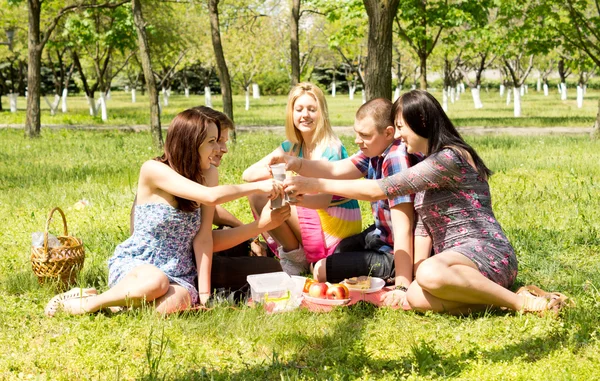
top-left (363, 0), bottom-right (400, 101)
top-left (592, 98), bottom-right (600, 139)
top-left (419, 53), bottom-right (427, 90)
top-left (132, 0), bottom-right (162, 149)
top-left (25, 0), bottom-right (42, 138)
top-left (208, 0), bottom-right (234, 137)
top-left (290, 0), bottom-right (301, 85)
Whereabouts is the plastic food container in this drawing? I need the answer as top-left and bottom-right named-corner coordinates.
top-left (247, 272), bottom-right (302, 312)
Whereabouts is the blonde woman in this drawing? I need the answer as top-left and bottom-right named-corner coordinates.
top-left (243, 82), bottom-right (362, 275)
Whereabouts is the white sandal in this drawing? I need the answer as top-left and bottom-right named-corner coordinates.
top-left (45, 288), bottom-right (97, 317)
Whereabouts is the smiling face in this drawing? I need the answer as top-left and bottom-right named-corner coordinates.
top-left (394, 113), bottom-right (428, 155)
top-left (211, 128), bottom-right (230, 167)
top-left (353, 116), bottom-right (394, 158)
top-left (292, 94), bottom-right (320, 134)
top-left (198, 122), bottom-right (220, 170)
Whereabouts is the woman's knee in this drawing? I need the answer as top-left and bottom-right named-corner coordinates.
top-left (126, 266), bottom-right (171, 301)
top-left (414, 258), bottom-right (447, 292)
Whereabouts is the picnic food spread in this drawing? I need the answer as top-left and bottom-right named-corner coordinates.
top-left (344, 276), bottom-right (371, 290)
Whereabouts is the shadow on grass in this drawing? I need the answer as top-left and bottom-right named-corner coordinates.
top-left (138, 303), bottom-right (595, 380)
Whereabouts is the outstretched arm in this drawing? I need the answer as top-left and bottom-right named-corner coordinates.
top-left (285, 151), bottom-right (460, 202)
top-left (285, 176), bottom-right (386, 202)
top-left (139, 160), bottom-right (282, 206)
top-left (212, 203), bottom-right (291, 252)
top-left (242, 147), bottom-right (285, 182)
top-left (269, 153), bottom-right (363, 180)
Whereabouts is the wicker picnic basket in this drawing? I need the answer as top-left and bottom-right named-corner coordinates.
top-left (31, 207), bottom-right (85, 287)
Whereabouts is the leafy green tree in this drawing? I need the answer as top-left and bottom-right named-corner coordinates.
top-left (208, 0), bottom-right (234, 123)
top-left (395, 0), bottom-right (488, 90)
top-left (496, 0), bottom-right (553, 117)
top-left (0, 2), bottom-right (26, 112)
top-left (13, 0), bottom-right (127, 137)
top-left (554, 0), bottom-right (600, 137)
top-left (323, 3), bottom-right (368, 100)
top-left (65, 5), bottom-right (137, 120)
top-left (132, 0), bottom-right (162, 149)
top-left (455, 6), bottom-right (497, 109)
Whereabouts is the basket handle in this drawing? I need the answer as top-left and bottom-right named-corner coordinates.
top-left (44, 207), bottom-right (69, 252)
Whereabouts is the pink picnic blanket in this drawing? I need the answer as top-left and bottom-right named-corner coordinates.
top-left (185, 287), bottom-right (410, 313)
top-left (299, 287), bottom-right (411, 313)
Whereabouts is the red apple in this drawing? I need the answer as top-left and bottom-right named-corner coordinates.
top-left (326, 283), bottom-right (350, 300)
top-left (308, 282), bottom-right (329, 298)
top-left (303, 278), bottom-right (318, 294)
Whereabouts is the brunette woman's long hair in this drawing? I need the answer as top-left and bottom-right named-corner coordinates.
top-left (393, 90), bottom-right (492, 179)
top-left (155, 108), bottom-right (220, 212)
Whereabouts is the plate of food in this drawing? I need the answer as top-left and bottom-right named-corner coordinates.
top-left (342, 276), bottom-right (385, 293)
top-left (302, 293), bottom-right (351, 306)
top-left (302, 281), bottom-right (351, 305)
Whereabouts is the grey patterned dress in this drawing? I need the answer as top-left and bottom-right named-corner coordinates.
top-left (378, 148), bottom-right (517, 288)
top-left (108, 203), bottom-right (202, 304)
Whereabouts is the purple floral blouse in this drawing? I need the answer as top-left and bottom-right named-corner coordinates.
top-left (378, 148), bottom-right (517, 288)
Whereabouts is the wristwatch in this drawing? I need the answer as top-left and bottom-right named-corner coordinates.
top-left (394, 285), bottom-right (408, 292)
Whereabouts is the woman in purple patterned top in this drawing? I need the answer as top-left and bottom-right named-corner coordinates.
top-left (45, 108), bottom-right (283, 317)
top-left (284, 90), bottom-right (568, 315)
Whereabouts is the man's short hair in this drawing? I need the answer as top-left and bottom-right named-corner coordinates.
top-left (192, 106), bottom-right (235, 131)
top-left (355, 98), bottom-right (393, 134)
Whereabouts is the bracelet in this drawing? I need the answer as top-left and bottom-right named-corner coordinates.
top-left (297, 158), bottom-right (303, 173)
top-left (199, 292), bottom-right (211, 295)
top-left (394, 285), bottom-right (408, 292)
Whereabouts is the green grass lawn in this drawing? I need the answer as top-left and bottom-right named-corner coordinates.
top-left (1, 87), bottom-right (598, 128)
top-left (1, 129), bottom-right (599, 379)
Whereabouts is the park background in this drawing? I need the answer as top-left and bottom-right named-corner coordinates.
top-left (1, 0), bottom-right (600, 379)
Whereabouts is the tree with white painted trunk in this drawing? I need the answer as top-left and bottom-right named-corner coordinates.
top-left (223, 6), bottom-right (273, 112)
top-left (497, 0), bottom-right (552, 117)
top-left (0, 53), bottom-right (26, 113)
top-left (395, 0), bottom-right (489, 91)
top-left (45, 43), bottom-right (75, 115)
top-left (314, 0), bottom-right (366, 99)
top-left (17, 0), bottom-right (128, 137)
top-left (551, 0), bottom-right (600, 138)
top-left (456, 9), bottom-right (498, 110)
top-left (557, 57), bottom-right (573, 100)
top-left (0, 5), bottom-right (26, 113)
top-left (154, 50), bottom-right (187, 107)
top-left (535, 53), bottom-right (555, 97)
top-left (439, 50), bottom-right (461, 112)
top-left (124, 57), bottom-right (143, 103)
top-left (67, 5), bottom-right (136, 121)
top-left (392, 46), bottom-right (416, 102)
top-left (503, 55), bottom-right (534, 117)
top-left (574, 53), bottom-right (597, 108)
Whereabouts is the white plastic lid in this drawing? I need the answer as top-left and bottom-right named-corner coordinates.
top-left (247, 272), bottom-right (292, 292)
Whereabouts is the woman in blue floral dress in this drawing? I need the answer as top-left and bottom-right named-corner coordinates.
top-left (284, 90), bottom-right (570, 315)
top-left (46, 108), bottom-right (282, 316)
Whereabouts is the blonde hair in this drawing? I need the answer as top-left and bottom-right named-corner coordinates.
top-left (284, 82), bottom-right (340, 157)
